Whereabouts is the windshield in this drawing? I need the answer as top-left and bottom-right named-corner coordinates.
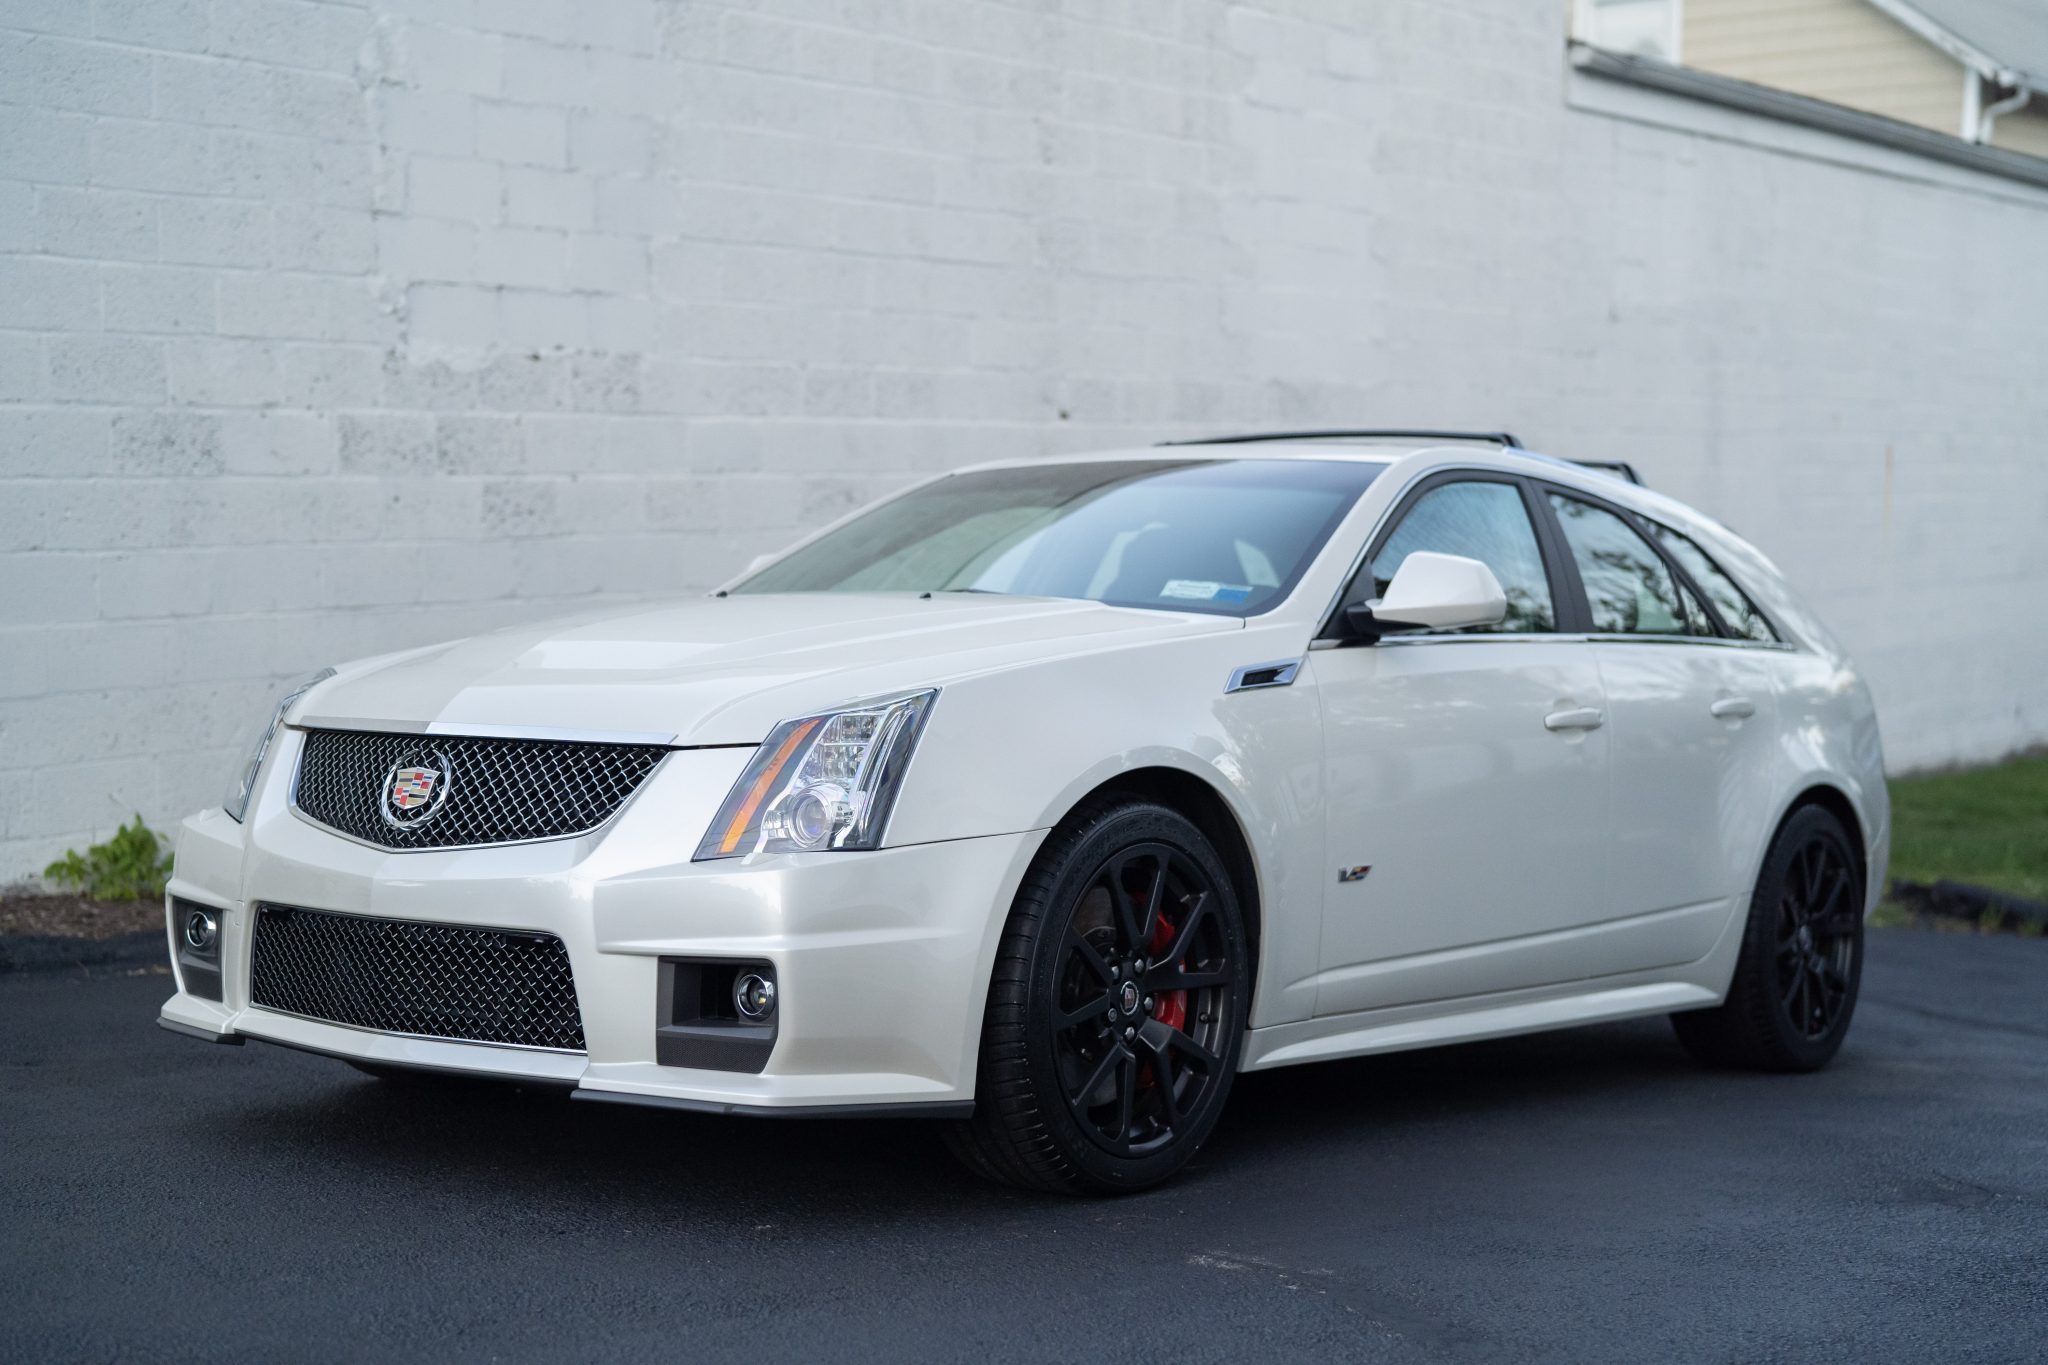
top-left (733, 458), bottom-right (1384, 617)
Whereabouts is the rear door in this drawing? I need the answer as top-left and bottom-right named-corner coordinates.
top-left (1539, 487), bottom-right (1782, 961)
top-left (1308, 472), bottom-right (1614, 1016)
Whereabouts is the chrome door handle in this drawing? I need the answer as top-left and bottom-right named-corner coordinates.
top-left (1544, 706), bottom-right (1605, 732)
top-left (1710, 697), bottom-right (1757, 720)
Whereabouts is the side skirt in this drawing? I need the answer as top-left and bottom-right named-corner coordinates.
top-left (1240, 979), bottom-right (1718, 1072)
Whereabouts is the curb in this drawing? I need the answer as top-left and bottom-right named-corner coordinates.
top-left (0, 931), bottom-right (165, 976)
top-left (1890, 879), bottom-right (2048, 933)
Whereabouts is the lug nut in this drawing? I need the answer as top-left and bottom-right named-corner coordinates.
top-left (1144, 996), bottom-right (1154, 1012)
top-left (1123, 1026), bottom-right (1135, 1041)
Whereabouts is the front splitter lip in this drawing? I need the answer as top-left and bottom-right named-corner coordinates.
top-left (570, 1089), bottom-right (974, 1120)
top-left (156, 1008), bottom-right (975, 1118)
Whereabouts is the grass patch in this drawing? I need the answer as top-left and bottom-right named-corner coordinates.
top-left (1886, 752), bottom-right (2048, 904)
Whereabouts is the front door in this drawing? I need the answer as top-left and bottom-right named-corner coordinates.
top-left (1309, 474), bottom-right (1614, 1016)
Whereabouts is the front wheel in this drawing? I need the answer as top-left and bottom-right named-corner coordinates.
top-left (948, 798), bottom-right (1248, 1194)
top-left (1671, 804), bottom-right (1864, 1072)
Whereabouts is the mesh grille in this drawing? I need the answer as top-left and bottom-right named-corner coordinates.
top-left (250, 904), bottom-right (586, 1051)
top-left (293, 728), bottom-right (668, 850)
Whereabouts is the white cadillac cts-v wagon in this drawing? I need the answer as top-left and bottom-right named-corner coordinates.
top-left (161, 431), bottom-right (1888, 1193)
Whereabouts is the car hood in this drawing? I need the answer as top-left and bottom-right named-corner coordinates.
top-left (298, 592), bottom-right (1240, 746)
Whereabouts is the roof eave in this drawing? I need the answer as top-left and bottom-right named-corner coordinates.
top-left (1862, 0), bottom-right (2042, 94)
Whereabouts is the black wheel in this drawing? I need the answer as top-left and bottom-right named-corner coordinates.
top-left (1672, 805), bottom-right (1864, 1072)
top-left (947, 798), bottom-right (1248, 1194)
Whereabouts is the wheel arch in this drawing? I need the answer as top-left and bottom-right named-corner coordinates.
top-left (1767, 781), bottom-right (1872, 902)
top-left (1049, 766), bottom-right (1265, 991)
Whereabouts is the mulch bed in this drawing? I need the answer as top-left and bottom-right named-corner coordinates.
top-left (1, 893), bottom-right (163, 939)
top-left (0, 892), bottom-right (167, 974)
top-left (1890, 879), bottom-right (2048, 935)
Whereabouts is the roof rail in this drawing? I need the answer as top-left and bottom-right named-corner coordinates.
top-left (1158, 428), bottom-right (1524, 449)
top-left (1158, 428), bottom-right (1647, 486)
top-left (1564, 459), bottom-right (1643, 486)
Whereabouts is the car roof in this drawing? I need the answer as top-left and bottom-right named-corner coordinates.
top-left (953, 437), bottom-right (1731, 541)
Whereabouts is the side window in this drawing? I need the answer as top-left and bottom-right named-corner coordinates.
top-left (1371, 481), bottom-right (1555, 633)
top-left (1546, 492), bottom-right (1705, 637)
top-left (1651, 525), bottom-right (1780, 643)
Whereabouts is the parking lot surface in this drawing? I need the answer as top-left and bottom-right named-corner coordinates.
top-left (3, 929), bottom-right (2043, 1362)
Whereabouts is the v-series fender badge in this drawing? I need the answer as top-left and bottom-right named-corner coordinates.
top-left (1337, 865), bottom-right (1371, 883)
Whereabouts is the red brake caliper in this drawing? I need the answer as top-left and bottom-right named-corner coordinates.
top-left (1148, 912), bottom-right (1188, 1031)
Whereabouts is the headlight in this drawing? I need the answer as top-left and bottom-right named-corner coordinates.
top-left (223, 667), bottom-right (335, 822)
top-left (695, 689), bottom-right (937, 860)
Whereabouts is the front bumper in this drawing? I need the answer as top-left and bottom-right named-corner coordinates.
top-left (159, 732), bottom-right (1043, 1114)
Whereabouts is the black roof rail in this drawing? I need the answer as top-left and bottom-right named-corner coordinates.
top-left (1157, 428), bottom-right (1647, 486)
top-left (1158, 428), bottom-right (1524, 449)
top-left (1565, 459), bottom-right (1643, 486)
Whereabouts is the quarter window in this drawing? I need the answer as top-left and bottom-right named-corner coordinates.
top-left (1651, 525), bottom-right (1779, 643)
top-left (1371, 481), bottom-right (1555, 633)
top-left (1546, 493), bottom-right (1706, 637)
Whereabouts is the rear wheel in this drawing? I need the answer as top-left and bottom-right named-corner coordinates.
top-left (947, 798), bottom-right (1247, 1194)
top-left (1672, 805), bottom-right (1864, 1072)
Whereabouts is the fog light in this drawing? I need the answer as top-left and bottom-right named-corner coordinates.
top-left (733, 970), bottom-right (776, 1022)
top-left (183, 908), bottom-right (218, 953)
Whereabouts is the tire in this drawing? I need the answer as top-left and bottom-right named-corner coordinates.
top-left (1671, 805), bottom-right (1864, 1072)
top-left (947, 797), bottom-right (1249, 1195)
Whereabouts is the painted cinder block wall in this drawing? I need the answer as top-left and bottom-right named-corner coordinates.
top-left (2, 0), bottom-right (2045, 880)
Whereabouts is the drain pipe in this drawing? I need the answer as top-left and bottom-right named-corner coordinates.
top-left (1976, 81), bottom-right (2032, 143)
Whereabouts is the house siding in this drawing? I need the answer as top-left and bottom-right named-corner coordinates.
top-left (1991, 105), bottom-right (2048, 158)
top-left (1683, 0), bottom-right (1967, 135)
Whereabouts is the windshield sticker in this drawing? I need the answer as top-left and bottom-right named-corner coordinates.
top-left (1161, 580), bottom-right (1253, 603)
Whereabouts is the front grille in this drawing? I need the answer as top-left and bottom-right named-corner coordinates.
top-left (293, 728), bottom-right (669, 850)
top-left (250, 904), bottom-right (586, 1051)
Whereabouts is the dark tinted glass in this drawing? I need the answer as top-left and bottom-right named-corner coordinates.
top-left (1371, 480), bottom-right (1555, 632)
top-left (1652, 524), bottom-right (1779, 642)
top-left (1547, 493), bottom-right (1706, 637)
top-left (735, 458), bottom-right (1384, 617)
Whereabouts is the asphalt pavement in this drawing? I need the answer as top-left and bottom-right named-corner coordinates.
top-left (3, 929), bottom-right (2043, 1363)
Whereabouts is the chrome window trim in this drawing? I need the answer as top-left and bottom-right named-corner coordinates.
top-left (1581, 633), bottom-right (1798, 652)
top-left (283, 734), bottom-right (680, 854)
top-left (1310, 631), bottom-right (1800, 652)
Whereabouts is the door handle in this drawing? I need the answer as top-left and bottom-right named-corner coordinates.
top-left (1710, 697), bottom-right (1757, 720)
top-left (1544, 706), bottom-right (1605, 732)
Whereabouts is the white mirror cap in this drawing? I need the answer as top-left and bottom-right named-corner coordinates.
top-left (746, 552), bottom-right (777, 573)
top-left (1373, 551), bottom-right (1508, 630)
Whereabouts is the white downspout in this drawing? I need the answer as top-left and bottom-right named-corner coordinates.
top-left (1977, 84), bottom-right (2031, 144)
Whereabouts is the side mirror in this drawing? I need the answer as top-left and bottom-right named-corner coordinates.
top-left (1345, 552), bottom-right (1507, 637)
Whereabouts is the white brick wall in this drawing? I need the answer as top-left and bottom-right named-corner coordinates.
top-left (2, 0), bottom-right (2046, 879)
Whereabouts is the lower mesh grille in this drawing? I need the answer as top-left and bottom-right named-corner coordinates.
top-left (249, 904), bottom-right (586, 1052)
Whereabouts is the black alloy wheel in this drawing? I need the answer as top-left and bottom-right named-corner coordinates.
top-left (948, 799), bottom-right (1248, 1193)
top-left (1773, 834), bottom-right (1859, 1042)
top-left (1049, 842), bottom-right (1234, 1157)
top-left (1671, 804), bottom-right (1864, 1072)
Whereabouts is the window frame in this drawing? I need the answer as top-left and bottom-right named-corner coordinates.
top-left (1317, 468), bottom-right (1586, 643)
top-left (1642, 517), bottom-right (1784, 645)
top-left (1530, 478), bottom-right (1798, 648)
